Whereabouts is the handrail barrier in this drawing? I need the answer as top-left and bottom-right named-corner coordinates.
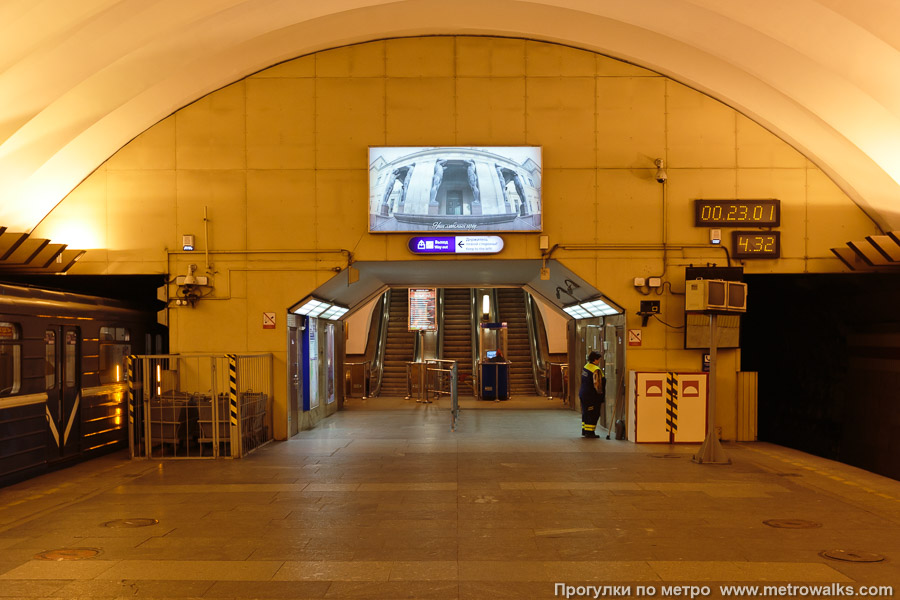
top-left (406, 361), bottom-right (428, 403)
top-left (424, 359), bottom-right (459, 431)
top-left (128, 353), bottom-right (273, 459)
top-left (547, 362), bottom-right (570, 406)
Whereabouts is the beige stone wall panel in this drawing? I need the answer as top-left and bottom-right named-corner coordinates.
top-left (42, 36), bottom-right (883, 441)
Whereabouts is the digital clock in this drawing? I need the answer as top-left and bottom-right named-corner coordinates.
top-left (694, 199), bottom-right (780, 226)
top-left (732, 231), bottom-right (780, 259)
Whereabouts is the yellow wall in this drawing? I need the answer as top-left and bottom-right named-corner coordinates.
top-left (35, 37), bottom-right (880, 441)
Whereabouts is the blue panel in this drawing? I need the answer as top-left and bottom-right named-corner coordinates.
top-left (301, 317), bottom-right (311, 412)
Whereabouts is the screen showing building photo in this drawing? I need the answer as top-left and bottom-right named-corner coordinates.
top-left (369, 147), bottom-right (542, 233)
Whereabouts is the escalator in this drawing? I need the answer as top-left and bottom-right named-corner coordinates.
top-left (440, 289), bottom-right (474, 394)
top-left (497, 288), bottom-right (538, 395)
top-left (370, 286), bottom-right (547, 399)
top-left (380, 288), bottom-right (414, 396)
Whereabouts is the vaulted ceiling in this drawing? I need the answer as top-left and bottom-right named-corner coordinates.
top-left (1, 0), bottom-right (899, 241)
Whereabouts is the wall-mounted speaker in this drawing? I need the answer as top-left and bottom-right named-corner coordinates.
top-left (685, 279), bottom-right (747, 312)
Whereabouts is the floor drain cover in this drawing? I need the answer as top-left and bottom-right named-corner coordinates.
top-left (649, 454), bottom-right (682, 459)
top-left (34, 548), bottom-right (100, 561)
top-left (763, 519), bottom-right (822, 529)
top-left (103, 518), bottom-right (159, 528)
top-left (821, 549), bottom-right (885, 563)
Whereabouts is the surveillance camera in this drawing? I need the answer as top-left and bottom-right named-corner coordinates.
top-left (654, 158), bottom-right (667, 183)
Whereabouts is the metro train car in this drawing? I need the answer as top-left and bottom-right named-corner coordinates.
top-left (0, 282), bottom-right (164, 486)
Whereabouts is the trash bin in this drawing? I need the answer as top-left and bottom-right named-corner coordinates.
top-left (480, 362), bottom-right (509, 400)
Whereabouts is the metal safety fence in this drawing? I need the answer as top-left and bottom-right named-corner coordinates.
top-left (404, 359), bottom-right (459, 431)
top-left (127, 354), bottom-right (273, 459)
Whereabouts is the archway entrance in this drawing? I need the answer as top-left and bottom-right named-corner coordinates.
top-left (433, 160), bottom-right (479, 216)
top-left (287, 260), bottom-right (626, 437)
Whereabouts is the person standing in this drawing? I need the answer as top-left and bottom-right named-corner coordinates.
top-left (579, 351), bottom-right (605, 438)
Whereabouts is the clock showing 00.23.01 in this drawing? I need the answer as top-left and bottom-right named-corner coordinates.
top-left (694, 199), bottom-right (780, 226)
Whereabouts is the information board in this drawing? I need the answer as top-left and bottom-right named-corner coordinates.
top-left (408, 235), bottom-right (504, 254)
top-left (408, 288), bottom-right (437, 331)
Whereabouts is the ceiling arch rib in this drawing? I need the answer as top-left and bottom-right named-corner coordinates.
top-left (1, 0), bottom-right (899, 236)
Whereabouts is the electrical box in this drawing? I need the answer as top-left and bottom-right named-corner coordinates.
top-left (685, 279), bottom-right (746, 312)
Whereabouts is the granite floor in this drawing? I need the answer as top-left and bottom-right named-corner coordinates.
top-left (0, 397), bottom-right (898, 599)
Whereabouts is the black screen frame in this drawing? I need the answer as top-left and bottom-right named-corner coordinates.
top-left (694, 199), bottom-right (780, 227)
top-left (731, 230), bottom-right (781, 259)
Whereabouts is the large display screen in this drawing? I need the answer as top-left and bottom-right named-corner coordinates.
top-left (369, 147), bottom-right (542, 233)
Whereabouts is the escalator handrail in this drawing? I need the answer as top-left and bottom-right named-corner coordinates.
top-left (368, 289), bottom-right (392, 397)
top-left (523, 291), bottom-right (551, 395)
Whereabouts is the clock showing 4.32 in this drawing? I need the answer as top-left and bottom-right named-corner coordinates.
top-left (731, 231), bottom-right (780, 258)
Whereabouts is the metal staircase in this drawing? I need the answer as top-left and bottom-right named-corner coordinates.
top-left (497, 288), bottom-right (538, 395)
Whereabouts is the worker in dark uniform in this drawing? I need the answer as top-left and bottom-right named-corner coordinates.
top-left (579, 351), bottom-right (605, 438)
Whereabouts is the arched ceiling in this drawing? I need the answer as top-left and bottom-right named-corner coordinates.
top-left (1, 0), bottom-right (899, 239)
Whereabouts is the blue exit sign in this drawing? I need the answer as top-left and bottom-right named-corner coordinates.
top-left (408, 236), bottom-right (504, 254)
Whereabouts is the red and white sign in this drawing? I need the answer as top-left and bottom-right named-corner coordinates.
top-left (263, 312), bottom-right (276, 329)
top-left (634, 371), bottom-right (708, 443)
top-left (628, 329), bottom-right (642, 346)
top-left (644, 379), bottom-right (663, 397)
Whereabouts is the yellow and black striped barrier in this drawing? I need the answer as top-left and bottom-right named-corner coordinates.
top-left (228, 354), bottom-right (239, 457)
top-left (665, 371), bottom-right (678, 437)
top-left (126, 355), bottom-right (135, 456)
top-left (228, 354), bottom-right (238, 426)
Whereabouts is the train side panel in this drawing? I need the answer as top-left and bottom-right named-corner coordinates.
top-left (0, 284), bottom-right (163, 486)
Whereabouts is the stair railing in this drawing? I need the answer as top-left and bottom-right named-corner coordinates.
top-left (368, 289), bottom-right (392, 397)
top-left (523, 291), bottom-right (552, 395)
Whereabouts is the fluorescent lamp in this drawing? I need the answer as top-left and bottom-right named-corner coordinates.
top-left (581, 299), bottom-right (620, 316)
top-left (319, 305), bottom-right (349, 320)
top-left (292, 296), bottom-right (348, 320)
top-left (564, 297), bottom-right (623, 320)
top-left (293, 299), bottom-right (330, 316)
top-left (563, 305), bottom-right (592, 319)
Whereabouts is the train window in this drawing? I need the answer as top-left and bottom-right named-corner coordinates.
top-left (45, 330), bottom-right (56, 390)
top-left (0, 322), bottom-right (21, 396)
top-left (65, 330), bottom-right (78, 387)
top-left (100, 328), bottom-right (131, 384)
top-left (100, 327), bottom-right (130, 342)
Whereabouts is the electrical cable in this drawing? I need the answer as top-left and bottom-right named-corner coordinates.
top-left (652, 314), bottom-right (684, 329)
top-left (660, 280), bottom-right (685, 296)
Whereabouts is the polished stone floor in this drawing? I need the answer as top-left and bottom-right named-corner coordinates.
top-left (1, 397), bottom-right (898, 599)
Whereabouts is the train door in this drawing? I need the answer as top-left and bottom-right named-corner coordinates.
top-left (45, 326), bottom-right (81, 461)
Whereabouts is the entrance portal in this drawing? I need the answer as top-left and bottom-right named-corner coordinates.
top-left (287, 260), bottom-right (627, 436)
